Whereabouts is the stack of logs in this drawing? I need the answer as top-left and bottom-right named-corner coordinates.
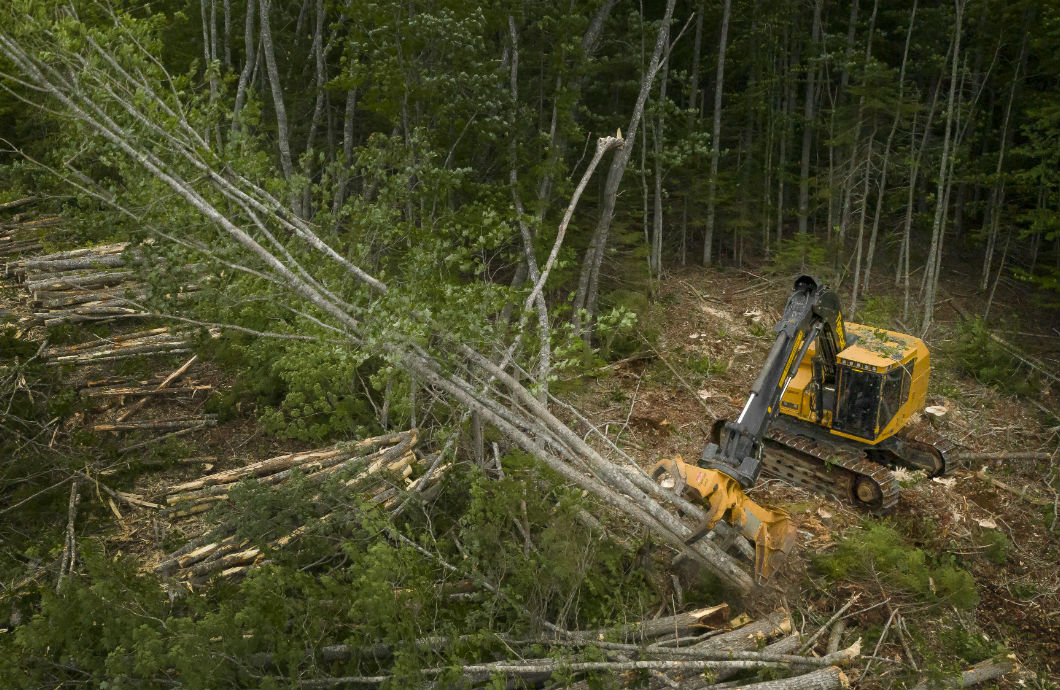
top-left (0, 196), bottom-right (52, 258)
top-left (159, 429), bottom-right (422, 518)
top-left (42, 327), bottom-right (192, 364)
top-left (3, 242), bottom-right (148, 326)
top-left (151, 430), bottom-right (445, 585)
top-left (295, 607), bottom-right (862, 690)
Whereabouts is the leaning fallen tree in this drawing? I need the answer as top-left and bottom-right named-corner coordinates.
top-left (0, 22), bottom-right (757, 593)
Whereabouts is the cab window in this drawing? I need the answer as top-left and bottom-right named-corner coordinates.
top-left (878, 360), bottom-right (912, 429)
top-left (834, 365), bottom-right (881, 439)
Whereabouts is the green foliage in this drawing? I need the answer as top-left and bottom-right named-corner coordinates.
top-left (766, 234), bottom-right (831, 276)
top-left (855, 295), bottom-right (899, 329)
top-left (457, 451), bottom-right (650, 630)
top-left (977, 529), bottom-right (1012, 565)
top-left (200, 333), bottom-right (378, 441)
top-left (946, 317), bottom-right (1038, 397)
top-left (685, 353), bottom-right (729, 378)
top-left (814, 523), bottom-right (979, 609)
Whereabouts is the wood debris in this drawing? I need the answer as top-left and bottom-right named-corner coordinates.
top-left (41, 327), bottom-right (192, 364)
top-left (3, 242), bottom-right (196, 326)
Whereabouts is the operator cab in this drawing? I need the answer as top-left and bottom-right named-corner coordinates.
top-left (780, 323), bottom-right (929, 444)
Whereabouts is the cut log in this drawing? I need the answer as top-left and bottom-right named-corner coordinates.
top-left (694, 609), bottom-right (792, 652)
top-left (912, 658), bottom-right (1014, 689)
top-left (81, 383), bottom-right (212, 398)
top-left (570, 604), bottom-right (729, 642)
top-left (25, 269), bottom-right (134, 292)
top-left (92, 417), bottom-right (216, 432)
top-left (723, 665), bottom-right (849, 690)
top-left (0, 196), bottom-right (37, 211)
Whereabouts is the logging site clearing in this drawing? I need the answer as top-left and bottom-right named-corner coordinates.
top-left (1, 197), bottom-right (1057, 689)
top-left (1, 1), bottom-right (1058, 685)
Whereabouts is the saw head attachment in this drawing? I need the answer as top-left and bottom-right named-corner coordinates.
top-left (651, 455), bottom-right (797, 582)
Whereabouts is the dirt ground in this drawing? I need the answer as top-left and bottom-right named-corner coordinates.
top-left (560, 266), bottom-right (1059, 688)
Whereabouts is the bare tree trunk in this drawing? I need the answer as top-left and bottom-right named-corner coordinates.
top-left (922, 0), bottom-right (965, 333)
top-left (508, 16), bottom-right (551, 401)
top-left (573, 0), bottom-right (676, 341)
top-left (222, 0), bottom-right (232, 69)
top-left (796, 0), bottom-right (822, 236)
top-left (651, 46), bottom-right (670, 276)
top-left (200, 0), bottom-right (218, 100)
top-left (981, 32), bottom-right (1026, 290)
top-left (702, 0), bottom-right (732, 263)
top-left (898, 73), bottom-right (943, 320)
top-left (849, 121), bottom-right (877, 312)
top-left (681, 0), bottom-right (704, 266)
top-left (305, 0), bottom-right (326, 157)
top-left (331, 89), bottom-right (357, 222)
top-left (838, 0), bottom-right (879, 241)
top-left (231, 0), bottom-right (257, 132)
top-left (776, 30), bottom-right (796, 246)
top-left (258, 0), bottom-right (298, 214)
top-left (862, 0), bottom-right (917, 293)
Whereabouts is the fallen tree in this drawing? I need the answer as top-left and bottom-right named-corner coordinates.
top-left (0, 9), bottom-right (756, 595)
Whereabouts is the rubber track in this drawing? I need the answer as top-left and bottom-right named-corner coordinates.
top-left (895, 427), bottom-right (958, 475)
top-left (760, 427), bottom-right (902, 513)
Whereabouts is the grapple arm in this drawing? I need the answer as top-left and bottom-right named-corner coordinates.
top-left (651, 456), bottom-right (796, 581)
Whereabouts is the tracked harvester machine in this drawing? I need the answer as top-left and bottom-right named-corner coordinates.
top-left (652, 275), bottom-right (954, 581)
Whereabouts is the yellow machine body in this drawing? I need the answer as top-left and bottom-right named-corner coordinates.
top-left (778, 322), bottom-right (930, 444)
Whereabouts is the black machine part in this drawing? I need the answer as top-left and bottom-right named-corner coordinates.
top-left (699, 275), bottom-right (852, 488)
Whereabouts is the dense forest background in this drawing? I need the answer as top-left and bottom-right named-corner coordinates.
top-left (0, 0), bottom-right (1057, 687)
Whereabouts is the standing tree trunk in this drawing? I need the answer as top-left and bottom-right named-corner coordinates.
top-left (681, 0), bottom-right (704, 266)
top-left (222, 0), bottom-right (232, 69)
top-left (651, 46), bottom-right (670, 276)
top-left (331, 89), bottom-right (357, 222)
top-left (258, 0), bottom-right (299, 216)
top-left (776, 29), bottom-right (796, 246)
top-left (702, 0), bottom-right (732, 265)
top-left (838, 0), bottom-right (880, 241)
top-left (796, 0), bottom-right (822, 236)
top-left (572, 0), bottom-right (676, 341)
top-left (231, 0), bottom-right (257, 133)
top-left (861, 0), bottom-right (917, 294)
top-left (981, 30), bottom-right (1027, 290)
top-left (921, 0), bottom-right (965, 334)
top-left (897, 72), bottom-right (943, 320)
top-left (849, 120), bottom-right (877, 312)
top-left (508, 16), bottom-right (552, 402)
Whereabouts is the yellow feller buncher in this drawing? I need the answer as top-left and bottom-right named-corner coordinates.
top-left (652, 275), bottom-right (954, 581)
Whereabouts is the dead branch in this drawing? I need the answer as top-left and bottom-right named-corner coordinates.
top-left (569, 605), bottom-right (729, 643)
top-left (56, 479), bottom-right (81, 592)
top-left (976, 467), bottom-right (1052, 506)
top-left (799, 593), bottom-right (860, 653)
top-left (116, 354), bottom-right (198, 422)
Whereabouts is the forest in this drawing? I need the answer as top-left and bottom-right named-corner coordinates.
top-left (0, 0), bottom-right (1057, 688)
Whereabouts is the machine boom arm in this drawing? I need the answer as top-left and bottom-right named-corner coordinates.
top-left (700, 275), bottom-right (847, 487)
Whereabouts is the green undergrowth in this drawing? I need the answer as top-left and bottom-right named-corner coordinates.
top-left (941, 316), bottom-right (1039, 397)
top-left (199, 331), bottom-right (381, 442)
top-left (0, 452), bottom-right (662, 688)
top-left (813, 522), bottom-right (979, 610)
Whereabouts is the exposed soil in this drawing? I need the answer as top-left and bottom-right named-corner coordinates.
top-left (560, 266), bottom-right (1059, 687)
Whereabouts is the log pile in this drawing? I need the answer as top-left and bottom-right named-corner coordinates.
top-left (295, 608), bottom-right (860, 690)
top-left (0, 199), bottom-right (54, 257)
top-left (3, 242), bottom-right (149, 325)
top-left (41, 327), bottom-right (192, 364)
top-left (159, 430), bottom-right (425, 518)
top-left (151, 430), bottom-right (450, 585)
